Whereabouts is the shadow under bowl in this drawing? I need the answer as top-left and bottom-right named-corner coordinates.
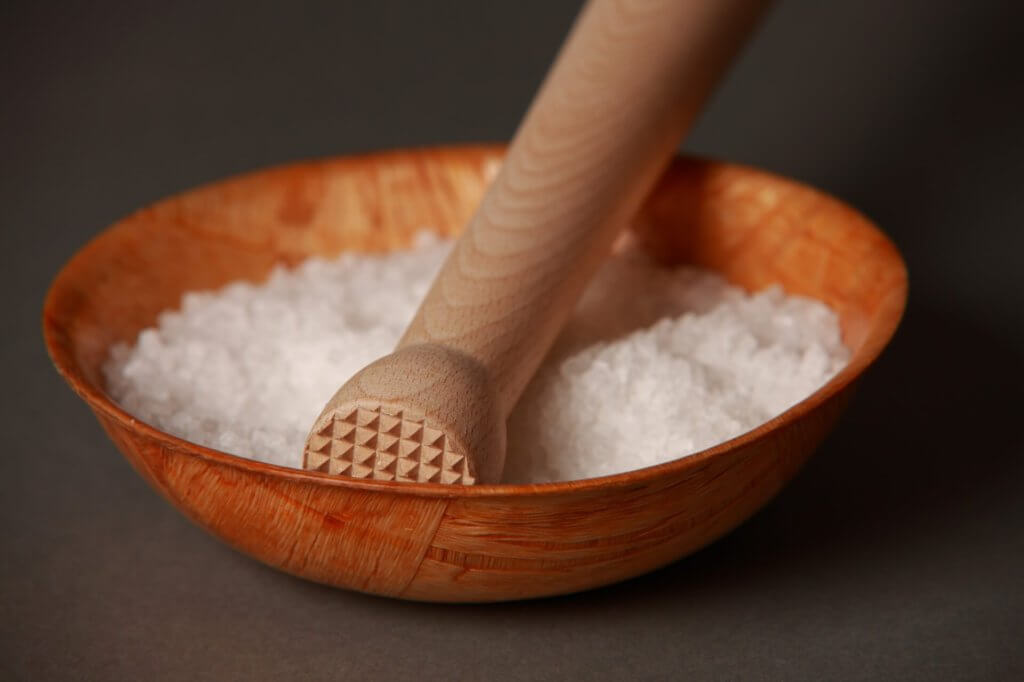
top-left (43, 145), bottom-right (907, 602)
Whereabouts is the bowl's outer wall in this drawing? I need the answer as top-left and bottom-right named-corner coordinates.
top-left (44, 146), bottom-right (906, 602)
top-left (95, 386), bottom-right (852, 602)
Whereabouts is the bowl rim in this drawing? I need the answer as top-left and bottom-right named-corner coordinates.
top-left (43, 143), bottom-right (908, 500)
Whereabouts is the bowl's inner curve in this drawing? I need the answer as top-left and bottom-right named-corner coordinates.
top-left (47, 147), bottom-right (906, 473)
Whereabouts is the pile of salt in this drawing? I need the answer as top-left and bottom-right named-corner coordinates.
top-left (104, 233), bottom-right (848, 483)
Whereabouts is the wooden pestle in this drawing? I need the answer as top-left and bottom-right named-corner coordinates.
top-left (304, 0), bottom-right (770, 484)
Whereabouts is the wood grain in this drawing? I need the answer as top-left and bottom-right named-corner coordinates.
top-left (43, 145), bottom-right (907, 601)
top-left (306, 0), bottom-right (771, 484)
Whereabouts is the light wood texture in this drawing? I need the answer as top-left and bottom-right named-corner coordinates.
top-left (43, 145), bottom-right (907, 602)
top-left (306, 0), bottom-right (771, 484)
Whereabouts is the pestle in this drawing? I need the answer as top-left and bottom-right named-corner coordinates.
top-left (303, 0), bottom-right (770, 484)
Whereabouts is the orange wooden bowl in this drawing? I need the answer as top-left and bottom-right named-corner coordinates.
top-left (44, 145), bottom-right (906, 602)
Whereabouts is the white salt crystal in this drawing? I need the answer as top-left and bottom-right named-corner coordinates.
top-left (103, 233), bottom-right (849, 483)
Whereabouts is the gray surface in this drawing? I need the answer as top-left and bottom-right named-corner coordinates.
top-left (3, 1), bottom-right (1023, 679)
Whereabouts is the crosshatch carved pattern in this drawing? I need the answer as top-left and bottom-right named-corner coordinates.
top-left (304, 401), bottom-right (475, 485)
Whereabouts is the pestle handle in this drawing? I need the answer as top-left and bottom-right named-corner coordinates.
top-left (305, 0), bottom-right (770, 484)
top-left (399, 0), bottom-right (769, 413)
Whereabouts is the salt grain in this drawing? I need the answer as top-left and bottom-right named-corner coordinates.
top-left (103, 233), bottom-right (849, 483)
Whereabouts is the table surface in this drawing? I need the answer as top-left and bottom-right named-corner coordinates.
top-left (4, 1), bottom-right (1022, 679)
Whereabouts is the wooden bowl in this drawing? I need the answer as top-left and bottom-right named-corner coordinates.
top-left (44, 145), bottom-right (907, 602)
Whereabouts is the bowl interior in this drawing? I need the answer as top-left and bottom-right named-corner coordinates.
top-left (45, 145), bottom-right (907, 490)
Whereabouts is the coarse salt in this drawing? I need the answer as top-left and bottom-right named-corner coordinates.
top-left (103, 233), bottom-right (848, 483)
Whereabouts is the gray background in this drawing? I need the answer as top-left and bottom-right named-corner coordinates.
top-left (4, 1), bottom-right (1022, 679)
